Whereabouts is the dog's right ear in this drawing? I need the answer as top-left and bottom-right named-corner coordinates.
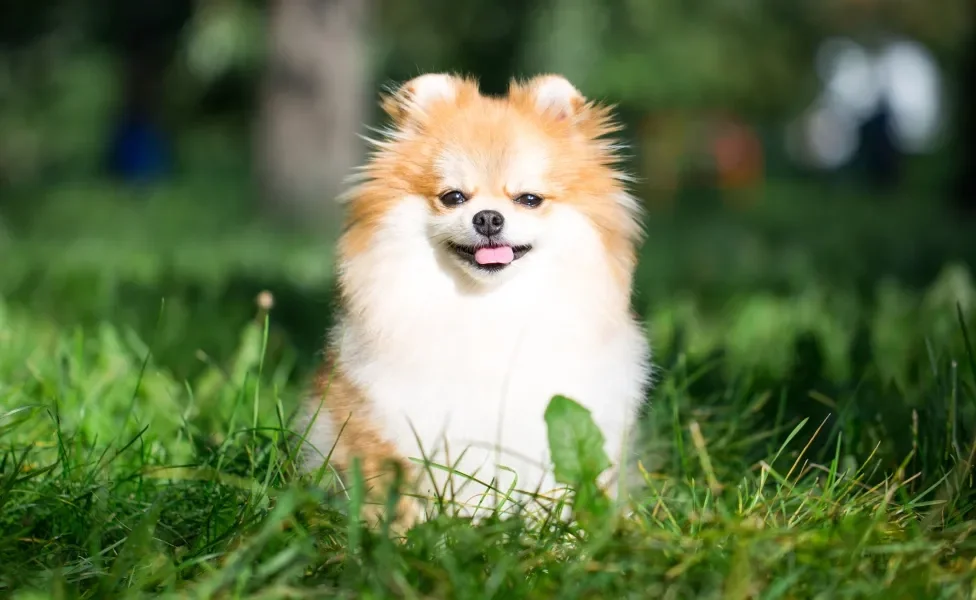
top-left (381, 73), bottom-right (475, 129)
top-left (510, 75), bottom-right (586, 122)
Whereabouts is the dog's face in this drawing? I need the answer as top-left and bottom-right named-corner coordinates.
top-left (421, 104), bottom-right (566, 283)
top-left (340, 74), bottom-right (641, 288)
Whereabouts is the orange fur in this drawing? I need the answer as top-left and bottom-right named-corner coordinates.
top-left (307, 353), bottom-right (421, 531)
top-left (340, 74), bottom-right (641, 293)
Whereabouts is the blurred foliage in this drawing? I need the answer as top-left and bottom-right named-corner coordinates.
top-left (0, 0), bottom-right (972, 186)
top-left (646, 263), bottom-right (976, 385)
top-left (524, 1), bottom-right (819, 115)
top-left (181, 2), bottom-right (264, 85)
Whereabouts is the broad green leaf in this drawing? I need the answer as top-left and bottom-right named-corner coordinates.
top-left (544, 395), bottom-right (611, 486)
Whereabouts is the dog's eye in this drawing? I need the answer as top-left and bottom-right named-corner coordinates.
top-left (514, 193), bottom-right (543, 208)
top-left (439, 190), bottom-right (468, 207)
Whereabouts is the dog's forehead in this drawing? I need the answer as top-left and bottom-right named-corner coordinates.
top-left (433, 132), bottom-right (550, 194)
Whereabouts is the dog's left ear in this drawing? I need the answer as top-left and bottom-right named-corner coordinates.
top-left (512, 75), bottom-right (586, 121)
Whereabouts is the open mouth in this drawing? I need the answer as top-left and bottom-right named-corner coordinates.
top-left (447, 242), bottom-right (532, 272)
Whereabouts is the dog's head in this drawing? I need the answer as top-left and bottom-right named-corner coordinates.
top-left (340, 73), bottom-right (641, 288)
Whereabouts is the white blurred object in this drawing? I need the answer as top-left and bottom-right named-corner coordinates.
top-left (817, 37), bottom-right (882, 121)
top-left (786, 99), bottom-right (860, 170)
top-left (787, 36), bottom-right (944, 170)
top-left (878, 40), bottom-right (944, 153)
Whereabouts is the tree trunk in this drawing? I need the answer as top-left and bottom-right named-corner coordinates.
top-left (256, 0), bottom-right (370, 234)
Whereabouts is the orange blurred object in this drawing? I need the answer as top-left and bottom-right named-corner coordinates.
top-left (711, 116), bottom-right (764, 191)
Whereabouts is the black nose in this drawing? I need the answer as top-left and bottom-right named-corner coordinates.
top-left (472, 210), bottom-right (504, 237)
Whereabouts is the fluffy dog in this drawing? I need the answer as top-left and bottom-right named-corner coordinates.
top-left (297, 73), bottom-right (651, 529)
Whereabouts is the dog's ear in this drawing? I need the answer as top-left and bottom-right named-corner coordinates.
top-left (381, 73), bottom-right (474, 129)
top-left (511, 75), bottom-right (586, 121)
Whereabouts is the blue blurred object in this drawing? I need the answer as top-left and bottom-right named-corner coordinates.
top-left (106, 50), bottom-right (173, 185)
top-left (107, 110), bottom-right (172, 184)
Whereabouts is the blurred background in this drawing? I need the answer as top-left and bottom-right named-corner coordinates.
top-left (1, 0), bottom-right (976, 466)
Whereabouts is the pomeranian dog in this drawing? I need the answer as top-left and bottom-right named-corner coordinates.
top-left (298, 73), bottom-right (651, 529)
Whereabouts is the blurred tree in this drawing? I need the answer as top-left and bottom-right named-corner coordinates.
top-left (255, 0), bottom-right (371, 232)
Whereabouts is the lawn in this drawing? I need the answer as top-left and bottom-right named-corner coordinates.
top-left (2, 177), bottom-right (976, 598)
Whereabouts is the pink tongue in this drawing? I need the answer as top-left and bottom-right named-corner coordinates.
top-left (474, 246), bottom-right (515, 265)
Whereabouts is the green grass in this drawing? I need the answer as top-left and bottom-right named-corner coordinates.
top-left (3, 180), bottom-right (976, 598)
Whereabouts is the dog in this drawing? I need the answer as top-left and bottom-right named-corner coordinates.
top-left (297, 73), bottom-right (651, 530)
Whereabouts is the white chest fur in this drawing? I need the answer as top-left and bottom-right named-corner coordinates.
top-left (326, 199), bottom-right (650, 517)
